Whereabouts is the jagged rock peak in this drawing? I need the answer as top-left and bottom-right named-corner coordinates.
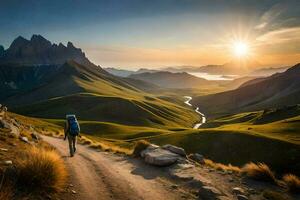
top-left (67, 41), bottom-right (75, 48)
top-left (9, 36), bottom-right (29, 49)
top-left (0, 34), bottom-right (94, 66)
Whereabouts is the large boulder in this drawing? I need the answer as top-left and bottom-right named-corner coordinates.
top-left (143, 147), bottom-right (181, 166)
top-left (198, 186), bottom-right (222, 200)
top-left (162, 144), bottom-right (186, 157)
top-left (140, 144), bottom-right (159, 158)
top-left (188, 153), bottom-right (205, 164)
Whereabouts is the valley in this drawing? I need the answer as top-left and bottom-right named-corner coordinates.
top-left (0, 34), bottom-right (299, 199)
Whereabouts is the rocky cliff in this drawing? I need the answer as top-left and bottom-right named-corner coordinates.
top-left (0, 35), bottom-right (93, 66)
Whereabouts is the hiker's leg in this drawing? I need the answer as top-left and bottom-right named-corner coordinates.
top-left (68, 135), bottom-right (74, 156)
top-left (73, 136), bottom-right (77, 153)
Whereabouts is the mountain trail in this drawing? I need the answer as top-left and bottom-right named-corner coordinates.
top-left (42, 136), bottom-right (194, 200)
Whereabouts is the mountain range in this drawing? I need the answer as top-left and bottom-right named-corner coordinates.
top-left (128, 71), bottom-right (217, 89)
top-left (192, 63), bottom-right (300, 117)
top-left (0, 35), bottom-right (93, 66)
top-left (0, 35), bottom-right (199, 128)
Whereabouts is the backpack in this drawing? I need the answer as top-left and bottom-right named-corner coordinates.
top-left (67, 115), bottom-right (80, 136)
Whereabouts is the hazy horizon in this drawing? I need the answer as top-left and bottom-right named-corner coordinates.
top-left (1, 0), bottom-right (299, 69)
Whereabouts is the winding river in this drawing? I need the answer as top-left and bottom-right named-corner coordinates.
top-left (184, 96), bottom-right (206, 129)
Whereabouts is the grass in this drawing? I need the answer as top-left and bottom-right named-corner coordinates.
top-left (0, 185), bottom-right (13, 200)
top-left (12, 92), bottom-right (199, 129)
top-left (241, 162), bottom-right (277, 183)
top-left (132, 140), bottom-right (150, 157)
top-left (203, 106), bottom-right (300, 145)
top-left (13, 146), bottom-right (67, 193)
top-left (263, 190), bottom-right (290, 200)
top-left (282, 174), bottom-right (300, 193)
top-left (204, 159), bottom-right (241, 173)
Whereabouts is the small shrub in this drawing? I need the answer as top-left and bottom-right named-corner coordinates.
top-left (0, 185), bottom-right (13, 200)
top-left (15, 147), bottom-right (67, 193)
top-left (241, 162), bottom-right (276, 183)
top-left (132, 140), bottom-right (150, 157)
top-left (263, 190), bottom-right (290, 200)
top-left (89, 143), bottom-right (103, 149)
top-left (282, 174), bottom-right (300, 193)
top-left (80, 136), bottom-right (93, 145)
top-left (204, 159), bottom-right (241, 173)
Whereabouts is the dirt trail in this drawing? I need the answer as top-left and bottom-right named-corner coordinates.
top-left (42, 136), bottom-right (193, 200)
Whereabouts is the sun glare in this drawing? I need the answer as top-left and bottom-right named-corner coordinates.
top-left (233, 41), bottom-right (249, 57)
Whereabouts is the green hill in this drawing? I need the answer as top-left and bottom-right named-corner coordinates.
top-left (5, 61), bottom-right (199, 128)
top-left (147, 106), bottom-right (300, 175)
top-left (192, 63), bottom-right (300, 117)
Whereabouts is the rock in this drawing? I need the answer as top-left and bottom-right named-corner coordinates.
top-left (31, 132), bottom-right (39, 140)
top-left (20, 136), bottom-right (29, 143)
top-left (198, 186), bottom-right (221, 200)
top-left (0, 119), bottom-right (10, 129)
top-left (232, 187), bottom-right (245, 195)
top-left (176, 163), bottom-right (194, 169)
top-left (162, 144), bottom-right (186, 157)
top-left (0, 148), bottom-right (8, 152)
top-left (188, 153), bottom-right (205, 164)
top-left (71, 190), bottom-right (77, 194)
top-left (248, 188), bottom-right (256, 194)
top-left (4, 160), bottom-right (12, 165)
top-left (171, 184), bottom-right (178, 189)
top-left (2, 106), bottom-right (7, 112)
top-left (228, 177), bottom-right (234, 182)
top-left (237, 195), bottom-right (248, 200)
top-left (140, 144), bottom-right (159, 158)
top-left (143, 147), bottom-right (180, 166)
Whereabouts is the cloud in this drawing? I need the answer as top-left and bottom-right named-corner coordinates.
top-left (256, 27), bottom-right (300, 44)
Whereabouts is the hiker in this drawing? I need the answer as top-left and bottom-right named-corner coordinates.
top-left (64, 114), bottom-right (80, 157)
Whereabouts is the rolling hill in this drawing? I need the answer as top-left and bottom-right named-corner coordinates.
top-left (0, 35), bottom-right (199, 129)
top-left (4, 61), bottom-right (199, 128)
top-left (192, 63), bottom-right (300, 117)
top-left (128, 71), bottom-right (217, 89)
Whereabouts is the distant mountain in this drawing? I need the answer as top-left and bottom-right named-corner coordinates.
top-left (104, 67), bottom-right (135, 77)
top-left (103, 67), bottom-right (160, 77)
top-left (5, 61), bottom-right (198, 127)
top-left (0, 35), bottom-right (93, 66)
top-left (192, 63), bottom-right (300, 117)
top-left (159, 60), bottom-right (261, 75)
top-left (135, 68), bottom-right (160, 74)
top-left (249, 66), bottom-right (290, 77)
top-left (129, 71), bottom-right (217, 88)
top-left (0, 35), bottom-right (199, 127)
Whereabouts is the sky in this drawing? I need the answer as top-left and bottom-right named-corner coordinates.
top-left (0, 0), bottom-right (299, 69)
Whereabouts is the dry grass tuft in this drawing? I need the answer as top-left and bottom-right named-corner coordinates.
top-left (0, 185), bottom-right (13, 200)
top-left (89, 142), bottom-right (105, 150)
top-left (282, 174), bottom-right (300, 194)
top-left (204, 159), bottom-right (241, 173)
top-left (14, 146), bottom-right (67, 193)
top-left (79, 136), bottom-right (93, 145)
top-left (241, 162), bottom-right (276, 183)
top-left (262, 190), bottom-right (290, 200)
top-left (132, 140), bottom-right (150, 157)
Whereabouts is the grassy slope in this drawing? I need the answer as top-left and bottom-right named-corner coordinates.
top-left (147, 107), bottom-right (300, 175)
top-left (10, 61), bottom-right (200, 128)
top-left (10, 106), bottom-right (300, 176)
top-left (191, 63), bottom-right (300, 118)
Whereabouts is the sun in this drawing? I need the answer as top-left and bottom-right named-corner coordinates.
top-left (233, 41), bottom-right (249, 58)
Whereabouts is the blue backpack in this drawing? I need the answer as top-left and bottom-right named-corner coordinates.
top-left (67, 115), bottom-right (80, 136)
